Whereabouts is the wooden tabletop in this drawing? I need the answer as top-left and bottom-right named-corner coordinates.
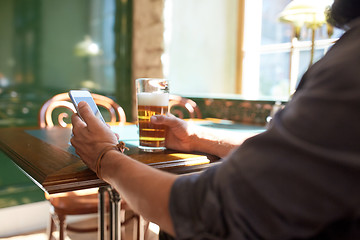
top-left (0, 124), bottom-right (220, 194)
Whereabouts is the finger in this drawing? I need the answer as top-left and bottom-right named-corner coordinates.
top-left (70, 137), bottom-right (77, 148)
top-left (77, 101), bottom-right (104, 129)
top-left (71, 113), bottom-right (87, 137)
top-left (71, 112), bottom-right (87, 128)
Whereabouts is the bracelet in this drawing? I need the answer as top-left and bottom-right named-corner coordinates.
top-left (96, 141), bottom-right (129, 179)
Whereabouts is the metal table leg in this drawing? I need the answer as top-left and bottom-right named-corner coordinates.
top-left (108, 187), bottom-right (122, 240)
top-left (138, 216), bottom-right (146, 240)
top-left (112, 190), bottom-right (147, 240)
top-left (98, 186), bottom-right (108, 240)
top-left (99, 186), bottom-right (145, 240)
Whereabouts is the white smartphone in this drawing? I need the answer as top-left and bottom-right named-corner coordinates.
top-left (69, 90), bottom-right (106, 123)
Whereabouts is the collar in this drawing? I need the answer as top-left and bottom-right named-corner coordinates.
top-left (344, 17), bottom-right (360, 30)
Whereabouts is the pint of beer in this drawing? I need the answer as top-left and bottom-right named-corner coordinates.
top-left (136, 78), bottom-right (169, 152)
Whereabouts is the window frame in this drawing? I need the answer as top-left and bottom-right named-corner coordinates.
top-left (237, 0), bottom-right (339, 100)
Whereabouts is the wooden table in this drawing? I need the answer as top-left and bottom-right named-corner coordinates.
top-left (0, 120), bottom-right (265, 239)
top-left (0, 124), bottom-right (219, 194)
top-left (0, 123), bottom-right (221, 240)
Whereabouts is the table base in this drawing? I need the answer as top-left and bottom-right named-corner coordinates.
top-left (98, 186), bottom-right (145, 240)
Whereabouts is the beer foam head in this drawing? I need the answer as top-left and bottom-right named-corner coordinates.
top-left (137, 92), bottom-right (169, 106)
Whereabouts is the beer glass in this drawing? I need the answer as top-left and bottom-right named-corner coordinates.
top-left (136, 78), bottom-right (169, 152)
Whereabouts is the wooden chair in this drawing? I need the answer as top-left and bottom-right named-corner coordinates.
top-left (39, 92), bottom-right (126, 128)
top-left (169, 95), bottom-right (202, 119)
top-left (38, 92), bottom-right (130, 240)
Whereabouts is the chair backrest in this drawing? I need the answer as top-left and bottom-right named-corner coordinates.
top-left (39, 92), bottom-right (126, 128)
top-left (169, 95), bottom-right (202, 119)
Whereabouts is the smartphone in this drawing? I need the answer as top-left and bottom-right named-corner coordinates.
top-left (69, 90), bottom-right (106, 123)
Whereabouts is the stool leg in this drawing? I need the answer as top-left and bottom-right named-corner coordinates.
top-left (57, 214), bottom-right (66, 240)
top-left (47, 214), bottom-right (55, 240)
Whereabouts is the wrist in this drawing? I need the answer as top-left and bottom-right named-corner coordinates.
top-left (96, 141), bottom-right (129, 180)
top-left (188, 126), bottom-right (232, 157)
top-left (186, 123), bottom-right (200, 152)
top-left (99, 150), bottom-right (121, 182)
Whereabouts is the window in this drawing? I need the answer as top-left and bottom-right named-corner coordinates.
top-left (40, 0), bottom-right (116, 93)
top-left (89, 0), bottom-right (116, 92)
top-left (0, 0), bottom-right (133, 209)
top-left (163, 0), bottom-right (343, 100)
top-left (0, 0), bottom-right (127, 127)
top-left (163, 0), bottom-right (239, 97)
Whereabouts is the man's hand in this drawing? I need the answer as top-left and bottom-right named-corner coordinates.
top-left (151, 114), bottom-right (195, 152)
top-left (71, 101), bottom-right (118, 171)
top-left (152, 114), bottom-right (250, 157)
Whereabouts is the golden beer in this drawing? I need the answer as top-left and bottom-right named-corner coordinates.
top-left (138, 105), bottom-right (168, 149)
top-left (137, 91), bottom-right (169, 151)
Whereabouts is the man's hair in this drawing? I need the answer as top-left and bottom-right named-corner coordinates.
top-left (327, 0), bottom-right (360, 28)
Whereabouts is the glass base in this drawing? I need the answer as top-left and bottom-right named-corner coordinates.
top-left (139, 146), bottom-right (166, 152)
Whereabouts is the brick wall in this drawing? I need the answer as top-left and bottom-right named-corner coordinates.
top-left (131, 0), bottom-right (165, 119)
top-left (132, 0), bottom-right (164, 80)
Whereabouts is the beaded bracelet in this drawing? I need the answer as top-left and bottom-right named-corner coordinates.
top-left (96, 141), bottom-right (129, 179)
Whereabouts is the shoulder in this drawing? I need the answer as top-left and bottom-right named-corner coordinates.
top-left (297, 26), bottom-right (360, 95)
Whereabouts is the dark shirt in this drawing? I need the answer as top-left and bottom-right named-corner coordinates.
top-left (169, 18), bottom-right (360, 240)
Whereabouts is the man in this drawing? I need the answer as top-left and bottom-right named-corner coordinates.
top-left (71, 0), bottom-right (360, 238)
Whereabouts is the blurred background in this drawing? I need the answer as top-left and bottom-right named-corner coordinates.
top-left (0, 0), bottom-right (343, 237)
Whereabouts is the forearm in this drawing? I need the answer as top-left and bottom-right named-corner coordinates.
top-left (189, 125), bottom-right (257, 158)
top-left (100, 150), bottom-right (178, 236)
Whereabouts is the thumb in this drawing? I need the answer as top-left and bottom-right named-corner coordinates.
top-left (150, 114), bottom-right (165, 124)
top-left (151, 114), bottom-right (183, 127)
top-left (77, 101), bottom-right (102, 128)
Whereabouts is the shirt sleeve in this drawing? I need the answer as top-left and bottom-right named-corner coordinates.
top-left (170, 121), bottom-right (360, 239)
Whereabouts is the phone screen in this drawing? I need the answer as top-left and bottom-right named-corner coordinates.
top-left (69, 91), bottom-right (105, 123)
top-left (74, 97), bottom-right (104, 121)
